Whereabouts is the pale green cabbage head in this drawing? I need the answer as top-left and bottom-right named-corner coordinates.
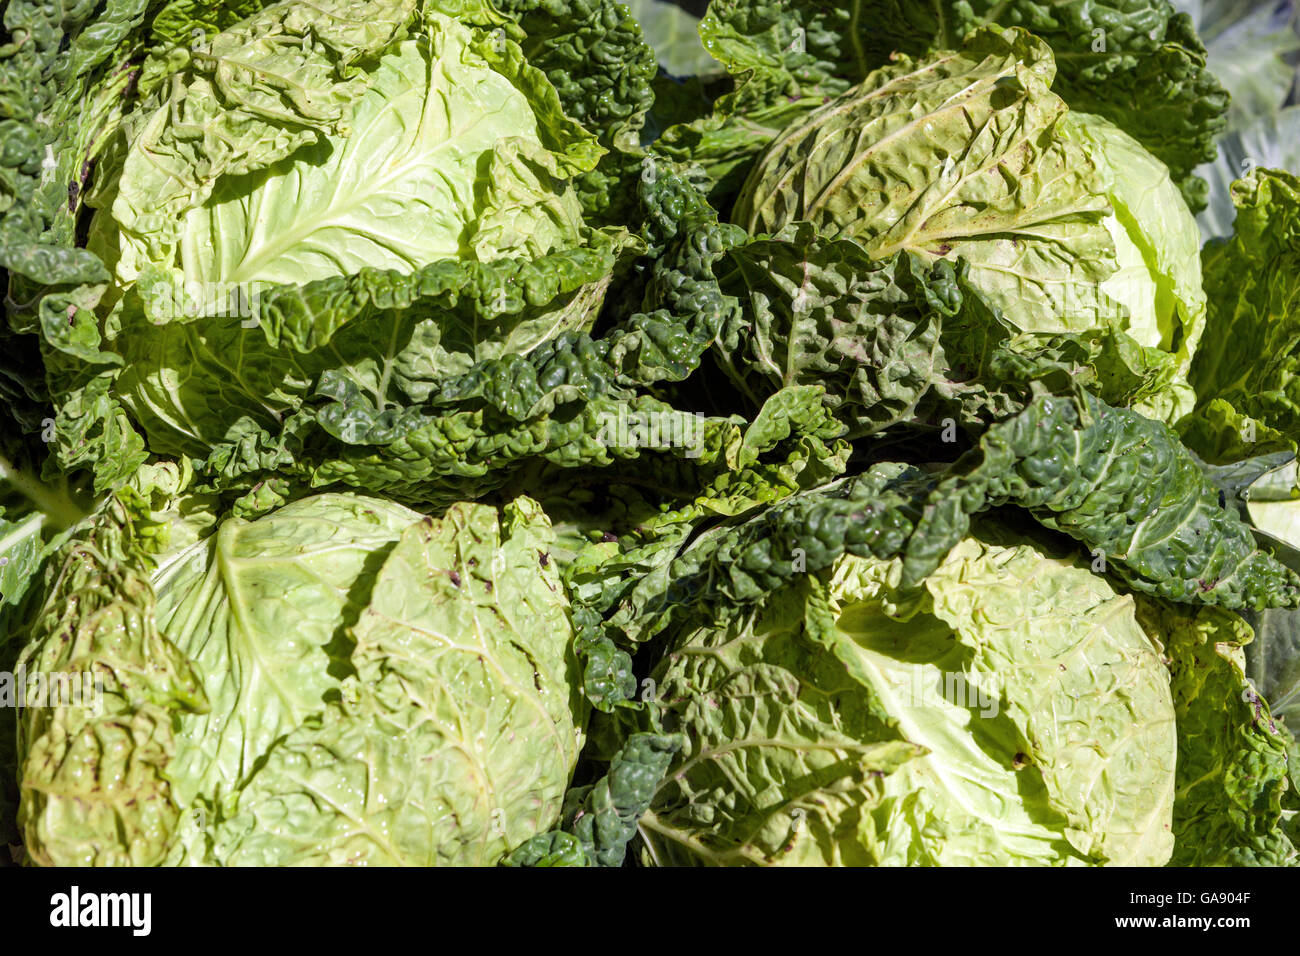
top-left (640, 521), bottom-right (1177, 866)
top-left (732, 27), bottom-right (1205, 422)
top-left (73, 0), bottom-right (632, 480)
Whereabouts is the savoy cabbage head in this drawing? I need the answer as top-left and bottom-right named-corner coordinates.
top-left (730, 28), bottom-right (1206, 423)
top-left (85, 0), bottom-right (633, 484)
top-left (567, 409), bottom-right (1300, 865)
top-left (638, 520), bottom-right (1178, 866)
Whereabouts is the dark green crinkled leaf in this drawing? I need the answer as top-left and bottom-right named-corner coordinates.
top-left (501, 830), bottom-right (593, 866)
top-left (1135, 598), bottom-right (1298, 866)
top-left (918, 391), bottom-right (1300, 610)
top-left (725, 26), bottom-right (1210, 421)
top-left (1184, 170), bottom-right (1300, 468)
top-left (716, 224), bottom-right (1182, 438)
top-left (0, 0), bottom-right (158, 498)
top-left (188, 161), bottom-right (744, 508)
top-left (112, 228), bottom-right (636, 462)
top-left (504, 732), bottom-right (682, 867)
top-left (561, 384), bottom-right (850, 709)
top-left (561, 732), bottom-right (682, 867)
top-left (12, 0), bottom-right (657, 502)
top-left (581, 391), bottom-right (1300, 670)
top-left (497, 0), bottom-right (659, 225)
top-left (0, 0), bottom-right (148, 283)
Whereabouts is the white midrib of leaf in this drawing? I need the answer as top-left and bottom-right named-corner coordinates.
top-left (0, 511), bottom-right (45, 557)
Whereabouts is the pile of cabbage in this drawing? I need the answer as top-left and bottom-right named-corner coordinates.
top-left (3, 0), bottom-right (1300, 867)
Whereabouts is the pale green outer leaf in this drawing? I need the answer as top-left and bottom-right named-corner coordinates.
top-left (16, 491), bottom-right (209, 867)
top-left (144, 0), bottom-right (273, 50)
top-left (9, 462), bottom-right (214, 865)
top-left (206, 711), bottom-right (524, 865)
top-left (19, 485), bottom-right (584, 866)
top-left (181, 32), bottom-right (587, 291)
top-left (639, 523), bottom-right (1176, 866)
top-left (1062, 111), bottom-right (1206, 423)
top-left (849, 0), bottom-right (1228, 210)
top-left (91, 2), bottom-right (601, 301)
top-left (150, 493), bottom-right (422, 839)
